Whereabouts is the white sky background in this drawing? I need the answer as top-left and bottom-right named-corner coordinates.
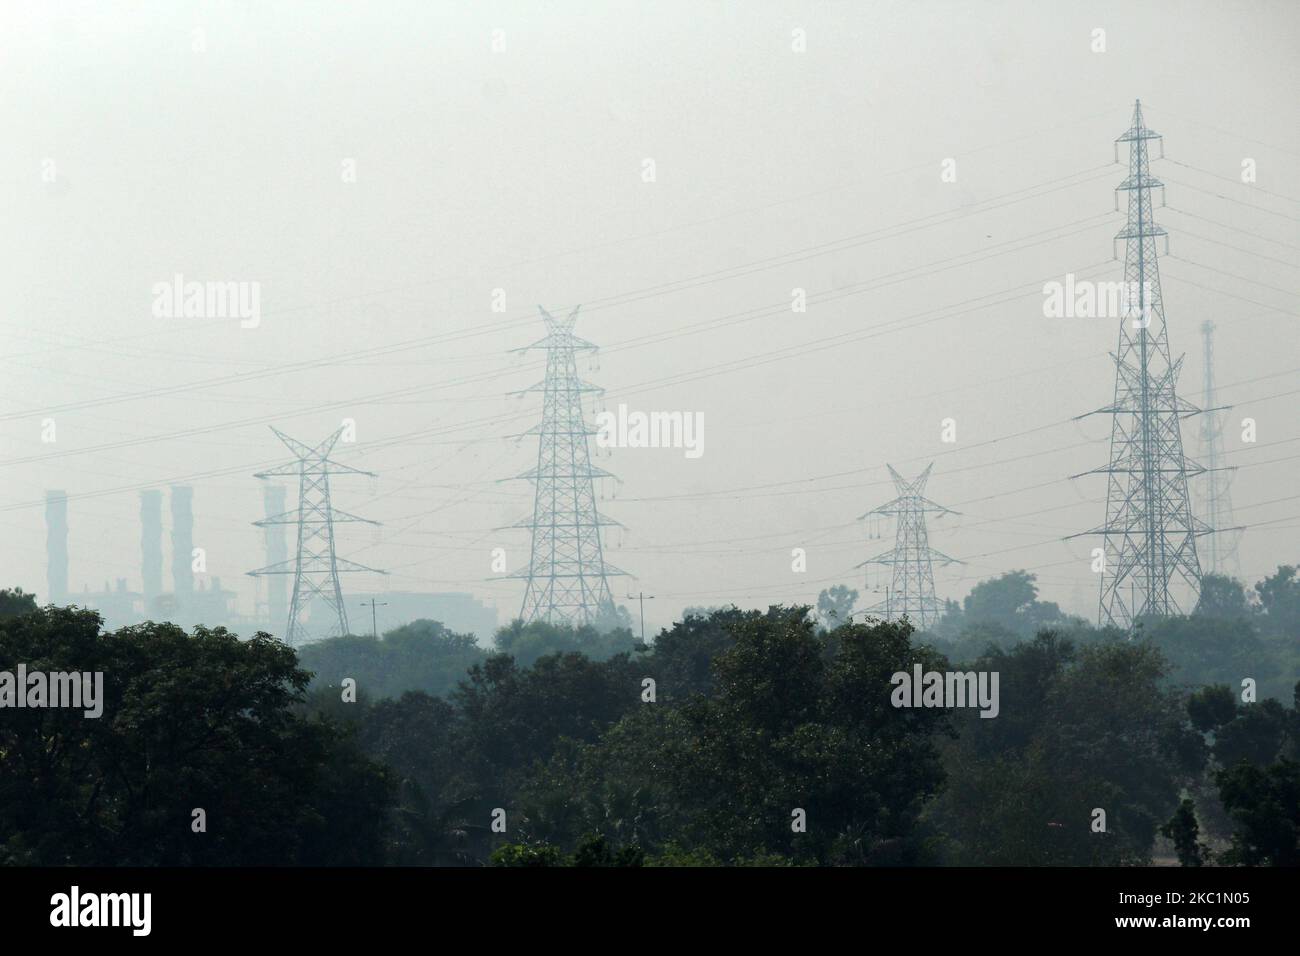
top-left (1, 0), bottom-right (1297, 637)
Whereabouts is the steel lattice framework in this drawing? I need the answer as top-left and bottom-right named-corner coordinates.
top-left (1071, 101), bottom-right (1214, 629)
top-left (857, 463), bottom-right (959, 629)
top-left (1197, 320), bottom-right (1242, 579)
top-left (508, 306), bottom-right (624, 626)
top-left (248, 426), bottom-right (383, 644)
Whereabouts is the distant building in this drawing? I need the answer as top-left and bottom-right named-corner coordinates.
top-left (184, 576), bottom-right (239, 629)
top-left (66, 579), bottom-right (142, 631)
top-left (66, 576), bottom-right (239, 633)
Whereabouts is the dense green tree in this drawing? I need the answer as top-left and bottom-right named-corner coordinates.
top-left (816, 585), bottom-right (858, 628)
top-left (0, 607), bottom-right (391, 865)
top-left (1255, 565), bottom-right (1300, 639)
top-left (354, 691), bottom-right (460, 800)
top-left (960, 571), bottom-right (1077, 637)
top-left (1214, 759), bottom-right (1300, 866)
top-left (1160, 798), bottom-right (1210, 866)
top-left (1182, 680), bottom-right (1300, 852)
top-left (297, 618), bottom-right (486, 700)
top-left (927, 632), bottom-right (1201, 865)
top-left (681, 605), bottom-right (727, 620)
top-left (1187, 684), bottom-right (1239, 733)
top-left (492, 618), bottom-right (638, 668)
top-left (1144, 614), bottom-right (1288, 696)
top-left (923, 598), bottom-right (967, 641)
top-left (639, 605), bottom-right (749, 700)
top-left (570, 832), bottom-right (645, 867)
top-left (514, 608), bottom-right (953, 865)
top-left (0, 588), bottom-right (38, 620)
top-left (490, 833), bottom-right (643, 867)
top-left (341, 690), bottom-right (497, 864)
top-left (1196, 573), bottom-right (1252, 619)
top-left (925, 620), bottom-right (1019, 666)
top-left (643, 842), bottom-right (723, 866)
top-left (1213, 698), bottom-right (1292, 769)
top-left (490, 840), bottom-right (568, 867)
top-left (964, 570), bottom-right (1039, 624)
top-left (452, 650), bottom-right (642, 796)
top-left (13, 585), bottom-right (1296, 869)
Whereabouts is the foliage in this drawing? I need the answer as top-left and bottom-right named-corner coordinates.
top-left (1214, 759), bottom-right (1300, 866)
top-left (0, 607), bottom-right (391, 865)
top-left (8, 582), bottom-right (1300, 868)
top-left (1195, 573), bottom-right (1252, 619)
top-left (512, 609), bottom-right (954, 865)
top-left (1187, 684), bottom-right (1239, 733)
top-left (926, 632), bottom-right (1201, 865)
top-left (637, 605), bottom-right (749, 700)
top-left (491, 833), bottom-right (643, 867)
top-left (0, 588), bottom-right (38, 621)
top-left (492, 618), bottom-right (638, 668)
top-left (490, 840), bottom-right (568, 867)
top-left (958, 571), bottom-right (1080, 637)
top-left (1179, 680), bottom-right (1300, 863)
top-left (451, 650), bottom-right (643, 797)
top-left (1254, 565), bottom-right (1300, 639)
top-left (1143, 615), bottom-right (1291, 701)
top-left (1160, 798), bottom-right (1210, 866)
top-left (297, 618), bottom-right (486, 700)
top-left (816, 585), bottom-right (858, 628)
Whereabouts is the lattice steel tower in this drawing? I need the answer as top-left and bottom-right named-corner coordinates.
top-left (509, 306), bottom-right (624, 626)
top-left (1071, 101), bottom-right (1213, 629)
top-left (248, 426), bottom-right (384, 645)
top-left (857, 463), bottom-right (958, 629)
top-left (1197, 321), bottom-right (1241, 578)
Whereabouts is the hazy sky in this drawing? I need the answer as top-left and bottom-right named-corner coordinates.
top-left (2, 0), bottom-right (1297, 637)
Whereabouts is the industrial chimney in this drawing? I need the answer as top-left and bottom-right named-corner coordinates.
top-left (170, 485), bottom-right (194, 604)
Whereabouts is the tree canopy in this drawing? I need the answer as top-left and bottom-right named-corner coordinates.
top-left (0, 607), bottom-right (390, 865)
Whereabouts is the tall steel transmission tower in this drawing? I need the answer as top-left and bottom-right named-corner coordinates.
top-left (1197, 321), bottom-right (1241, 579)
top-left (857, 463), bottom-right (959, 629)
top-left (248, 426), bottom-right (383, 645)
top-left (1071, 101), bottom-right (1213, 629)
top-left (508, 305), bottom-right (625, 626)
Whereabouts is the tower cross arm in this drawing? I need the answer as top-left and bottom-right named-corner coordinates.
top-left (320, 459), bottom-right (377, 478)
top-left (855, 548), bottom-right (898, 569)
top-left (857, 499), bottom-right (904, 520)
top-left (333, 557), bottom-right (387, 575)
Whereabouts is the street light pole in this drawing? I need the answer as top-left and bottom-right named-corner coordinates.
top-left (626, 591), bottom-right (656, 642)
top-left (360, 599), bottom-right (388, 638)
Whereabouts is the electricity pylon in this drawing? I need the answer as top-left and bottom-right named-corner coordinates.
top-left (248, 426), bottom-right (383, 645)
top-left (857, 463), bottom-right (959, 629)
top-left (507, 305), bottom-right (625, 626)
top-left (1069, 101), bottom-right (1214, 629)
top-left (1197, 320), bottom-right (1241, 579)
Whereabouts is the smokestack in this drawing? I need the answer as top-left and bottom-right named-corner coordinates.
top-left (45, 490), bottom-right (68, 605)
top-left (170, 485), bottom-right (194, 601)
top-left (263, 485), bottom-right (289, 633)
top-left (140, 489), bottom-right (163, 610)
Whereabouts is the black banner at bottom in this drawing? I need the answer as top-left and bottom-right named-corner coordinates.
top-left (1, 865), bottom-right (1284, 942)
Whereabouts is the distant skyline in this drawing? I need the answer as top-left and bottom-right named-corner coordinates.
top-left (2, 1), bottom-right (1297, 637)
